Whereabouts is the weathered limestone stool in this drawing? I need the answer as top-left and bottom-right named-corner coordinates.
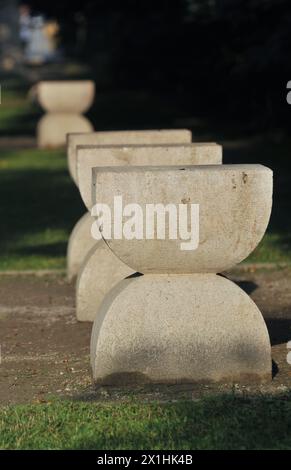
top-left (66, 130), bottom-right (193, 280)
top-left (90, 164), bottom-right (273, 385)
top-left (36, 81), bottom-right (95, 148)
top-left (76, 143), bottom-right (222, 321)
top-left (67, 130), bottom-right (193, 184)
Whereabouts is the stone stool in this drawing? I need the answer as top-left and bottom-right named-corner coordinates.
top-left (90, 164), bottom-right (273, 384)
top-left (66, 130), bottom-right (193, 280)
top-left (76, 143), bottom-right (222, 321)
top-left (36, 81), bottom-right (95, 148)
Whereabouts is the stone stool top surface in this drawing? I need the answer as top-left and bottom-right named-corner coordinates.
top-left (67, 129), bottom-right (193, 183)
top-left (77, 143), bottom-right (222, 209)
top-left (37, 80), bottom-right (95, 114)
top-left (92, 164), bottom-right (272, 274)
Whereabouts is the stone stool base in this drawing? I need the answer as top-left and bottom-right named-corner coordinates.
top-left (37, 113), bottom-right (93, 148)
top-left (67, 212), bottom-right (97, 280)
top-left (91, 274), bottom-right (271, 385)
top-left (76, 240), bottom-right (134, 321)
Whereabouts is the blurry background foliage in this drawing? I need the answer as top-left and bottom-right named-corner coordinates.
top-left (24, 0), bottom-right (291, 133)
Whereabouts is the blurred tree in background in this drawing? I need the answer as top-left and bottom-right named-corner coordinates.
top-left (7, 0), bottom-right (291, 130)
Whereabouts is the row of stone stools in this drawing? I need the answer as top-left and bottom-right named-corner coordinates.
top-left (66, 129), bottom-right (273, 385)
top-left (36, 81), bottom-right (273, 385)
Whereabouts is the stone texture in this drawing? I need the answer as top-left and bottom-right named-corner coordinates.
top-left (93, 164), bottom-right (272, 273)
top-left (67, 130), bottom-right (194, 278)
top-left (67, 129), bottom-right (192, 183)
top-left (76, 144), bottom-right (223, 320)
top-left (91, 274), bottom-right (272, 384)
top-left (76, 242), bottom-right (134, 321)
top-left (90, 162), bottom-right (273, 385)
top-left (37, 80), bottom-right (95, 113)
top-left (36, 81), bottom-right (95, 148)
top-left (67, 212), bottom-right (97, 281)
top-left (78, 143), bottom-right (222, 209)
top-left (37, 113), bottom-right (94, 148)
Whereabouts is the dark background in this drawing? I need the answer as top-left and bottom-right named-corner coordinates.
top-left (25, 0), bottom-right (291, 135)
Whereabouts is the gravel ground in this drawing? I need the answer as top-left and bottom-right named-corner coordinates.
top-left (0, 267), bottom-right (290, 404)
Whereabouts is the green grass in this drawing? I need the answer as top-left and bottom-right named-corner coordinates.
top-left (0, 395), bottom-right (291, 449)
top-left (248, 232), bottom-right (291, 263)
top-left (0, 148), bottom-right (83, 270)
top-left (0, 83), bottom-right (40, 137)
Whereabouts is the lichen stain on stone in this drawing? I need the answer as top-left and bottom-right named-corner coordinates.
top-left (181, 197), bottom-right (191, 204)
top-left (242, 172), bottom-right (248, 184)
top-left (112, 149), bottom-right (130, 164)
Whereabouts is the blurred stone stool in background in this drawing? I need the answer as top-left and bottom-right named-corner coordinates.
top-left (90, 164), bottom-right (273, 385)
top-left (66, 130), bottom-right (193, 280)
top-left (36, 81), bottom-right (95, 148)
top-left (76, 142), bottom-right (222, 321)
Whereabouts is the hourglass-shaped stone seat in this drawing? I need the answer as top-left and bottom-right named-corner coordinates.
top-left (37, 80), bottom-right (95, 113)
top-left (75, 143), bottom-right (222, 321)
top-left (90, 164), bottom-right (273, 385)
top-left (66, 130), bottom-right (193, 280)
top-left (36, 80), bottom-right (95, 148)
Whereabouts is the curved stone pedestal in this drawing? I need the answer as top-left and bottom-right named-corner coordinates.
top-left (77, 241), bottom-right (134, 321)
top-left (67, 212), bottom-right (96, 280)
top-left (67, 130), bottom-right (193, 183)
top-left (91, 274), bottom-right (271, 385)
top-left (37, 113), bottom-right (94, 148)
top-left (37, 81), bottom-right (95, 114)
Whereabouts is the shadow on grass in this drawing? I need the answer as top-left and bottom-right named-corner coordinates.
top-left (0, 162), bottom-right (84, 265)
top-left (71, 394), bottom-right (291, 450)
top-left (0, 109), bottom-right (41, 138)
top-left (15, 242), bottom-right (68, 257)
top-left (2, 394), bottom-right (291, 449)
